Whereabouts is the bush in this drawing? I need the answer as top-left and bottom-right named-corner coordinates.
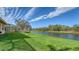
top-left (73, 47), bottom-right (79, 51)
top-left (58, 47), bottom-right (71, 51)
top-left (47, 45), bottom-right (57, 51)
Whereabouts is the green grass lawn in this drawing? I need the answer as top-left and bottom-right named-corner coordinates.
top-left (0, 32), bottom-right (79, 51)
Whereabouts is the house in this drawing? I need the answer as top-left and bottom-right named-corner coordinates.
top-left (5, 24), bottom-right (16, 32)
top-left (16, 20), bottom-right (32, 32)
top-left (16, 24), bottom-right (31, 32)
top-left (0, 18), bottom-right (31, 34)
top-left (0, 18), bottom-right (7, 34)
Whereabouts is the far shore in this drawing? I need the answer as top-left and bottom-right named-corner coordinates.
top-left (48, 31), bottom-right (79, 35)
top-left (32, 31), bottom-right (79, 35)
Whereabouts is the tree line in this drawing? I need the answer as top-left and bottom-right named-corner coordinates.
top-left (33, 24), bottom-right (79, 32)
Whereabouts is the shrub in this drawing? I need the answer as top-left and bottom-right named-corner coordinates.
top-left (58, 47), bottom-right (71, 51)
top-left (73, 47), bottom-right (79, 51)
top-left (47, 45), bottom-right (57, 51)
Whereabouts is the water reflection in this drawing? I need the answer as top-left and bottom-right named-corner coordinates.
top-left (32, 32), bottom-right (79, 40)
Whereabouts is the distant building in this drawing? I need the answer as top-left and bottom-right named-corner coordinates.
top-left (16, 20), bottom-right (32, 32)
top-left (16, 24), bottom-right (31, 32)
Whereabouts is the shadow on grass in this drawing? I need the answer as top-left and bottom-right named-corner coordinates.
top-left (47, 45), bottom-right (72, 51)
top-left (73, 47), bottom-right (79, 51)
top-left (47, 45), bottom-right (57, 51)
top-left (0, 32), bottom-right (36, 51)
top-left (0, 32), bottom-right (30, 40)
top-left (58, 47), bottom-right (71, 51)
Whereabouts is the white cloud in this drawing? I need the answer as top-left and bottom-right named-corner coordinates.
top-left (30, 7), bottom-right (76, 22)
top-left (6, 8), bottom-right (15, 18)
top-left (0, 7), bottom-right (5, 17)
top-left (47, 7), bottom-right (76, 18)
top-left (14, 8), bottom-right (22, 19)
top-left (30, 15), bottom-right (47, 22)
top-left (0, 8), bottom-right (7, 22)
top-left (0, 7), bottom-right (17, 24)
top-left (13, 7), bottom-right (19, 18)
top-left (23, 7), bottom-right (37, 19)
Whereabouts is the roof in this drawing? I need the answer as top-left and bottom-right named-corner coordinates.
top-left (0, 17), bottom-right (7, 24)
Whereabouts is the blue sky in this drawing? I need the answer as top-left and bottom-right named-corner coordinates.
top-left (0, 7), bottom-right (79, 28)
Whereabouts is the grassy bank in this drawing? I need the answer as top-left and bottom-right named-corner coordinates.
top-left (48, 31), bottom-right (79, 35)
top-left (24, 33), bottom-right (79, 51)
top-left (0, 32), bottom-right (79, 51)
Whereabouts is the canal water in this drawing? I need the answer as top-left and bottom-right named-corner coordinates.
top-left (32, 32), bottom-right (79, 40)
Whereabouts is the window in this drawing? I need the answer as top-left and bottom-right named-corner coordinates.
top-left (2, 27), bottom-right (4, 30)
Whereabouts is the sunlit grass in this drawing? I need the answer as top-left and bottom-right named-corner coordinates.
top-left (0, 32), bottom-right (79, 51)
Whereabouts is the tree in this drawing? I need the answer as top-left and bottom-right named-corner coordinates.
top-left (33, 24), bottom-right (79, 32)
top-left (48, 24), bottom-right (64, 31)
top-left (48, 25), bottom-right (53, 31)
top-left (16, 19), bottom-right (31, 32)
top-left (62, 25), bottom-right (71, 31)
top-left (73, 24), bottom-right (79, 32)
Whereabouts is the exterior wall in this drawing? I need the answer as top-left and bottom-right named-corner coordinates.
top-left (16, 26), bottom-right (31, 32)
top-left (5, 24), bottom-right (17, 32)
top-left (0, 22), bottom-right (6, 34)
